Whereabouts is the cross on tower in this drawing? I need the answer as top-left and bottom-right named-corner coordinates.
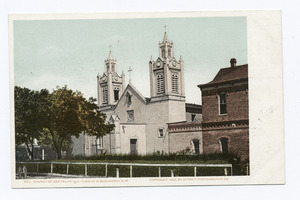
top-left (128, 67), bottom-right (133, 82)
top-left (163, 24), bottom-right (167, 32)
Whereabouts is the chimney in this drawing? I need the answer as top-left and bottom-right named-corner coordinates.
top-left (230, 58), bottom-right (237, 68)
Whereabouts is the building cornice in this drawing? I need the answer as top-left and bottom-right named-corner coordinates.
top-left (202, 119), bottom-right (249, 130)
top-left (168, 122), bottom-right (202, 133)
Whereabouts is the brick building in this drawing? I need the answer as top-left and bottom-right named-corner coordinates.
top-left (198, 58), bottom-right (249, 160)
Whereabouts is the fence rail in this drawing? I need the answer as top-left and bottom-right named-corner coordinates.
top-left (17, 161), bottom-right (232, 178)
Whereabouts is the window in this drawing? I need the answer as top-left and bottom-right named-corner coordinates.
top-left (112, 64), bottom-right (115, 72)
top-left (114, 89), bottom-right (119, 101)
top-left (172, 74), bottom-right (178, 93)
top-left (126, 93), bottom-right (132, 107)
top-left (106, 64), bottom-right (109, 72)
top-left (158, 128), bottom-right (164, 137)
top-left (99, 136), bottom-right (103, 149)
top-left (219, 93), bottom-right (227, 114)
top-left (191, 114), bottom-right (196, 122)
top-left (162, 48), bottom-right (165, 58)
top-left (126, 93), bottom-right (132, 104)
top-left (96, 136), bottom-right (104, 149)
top-left (102, 87), bottom-right (108, 103)
top-left (157, 74), bottom-right (164, 94)
top-left (168, 48), bottom-right (171, 57)
top-left (193, 139), bottom-right (200, 155)
top-left (220, 137), bottom-right (228, 154)
top-left (127, 110), bottom-right (134, 122)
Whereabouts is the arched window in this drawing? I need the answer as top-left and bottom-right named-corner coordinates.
top-left (157, 74), bottom-right (164, 94)
top-left (126, 93), bottom-right (132, 103)
top-left (162, 48), bottom-right (165, 58)
top-left (102, 87), bottom-right (108, 103)
top-left (172, 73), bottom-right (178, 93)
top-left (114, 87), bottom-right (119, 101)
top-left (126, 92), bottom-right (132, 106)
top-left (192, 139), bottom-right (200, 155)
top-left (220, 137), bottom-right (229, 154)
top-left (168, 48), bottom-right (171, 57)
top-left (111, 64), bottom-right (115, 72)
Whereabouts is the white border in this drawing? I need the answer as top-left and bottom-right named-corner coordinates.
top-left (9, 10), bottom-right (284, 188)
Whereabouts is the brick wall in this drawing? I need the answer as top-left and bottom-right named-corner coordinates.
top-left (202, 84), bottom-right (248, 123)
top-left (202, 128), bottom-right (249, 160)
top-left (169, 131), bottom-right (202, 154)
top-left (201, 84), bottom-right (249, 160)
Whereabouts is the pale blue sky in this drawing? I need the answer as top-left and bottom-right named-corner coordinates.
top-left (14, 17), bottom-right (247, 104)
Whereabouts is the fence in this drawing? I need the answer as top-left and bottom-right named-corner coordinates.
top-left (16, 161), bottom-right (233, 178)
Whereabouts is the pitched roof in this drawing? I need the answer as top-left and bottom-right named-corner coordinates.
top-left (199, 64), bottom-right (248, 88)
top-left (114, 82), bottom-right (147, 108)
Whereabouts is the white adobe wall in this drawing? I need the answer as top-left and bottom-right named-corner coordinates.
top-left (119, 124), bottom-right (147, 155)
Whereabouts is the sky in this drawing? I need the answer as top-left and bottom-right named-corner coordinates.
top-left (13, 17), bottom-right (247, 104)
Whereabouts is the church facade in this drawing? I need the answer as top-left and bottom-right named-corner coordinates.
top-left (97, 32), bottom-right (187, 155)
top-left (72, 32), bottom-right (201, 156)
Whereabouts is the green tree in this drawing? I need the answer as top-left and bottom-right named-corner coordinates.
top-left (45, 86), bottom-right (114, 159)
top-left (15, 85), bottom-right (114, 160)
top-left (14, 86), bottom-right (51, 160)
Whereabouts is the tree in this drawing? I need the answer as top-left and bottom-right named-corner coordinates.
top-left (45, 86), bottom-right (114, 159)
top-left (15, 85), bottom-right (114, 160)
top-left (14, 86), bottom-right (51, 160)
top-left (80, 97), bottom-right (115, 139)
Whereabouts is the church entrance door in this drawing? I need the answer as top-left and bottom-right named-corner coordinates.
top-left (130, 139), bottom-right (138, 155)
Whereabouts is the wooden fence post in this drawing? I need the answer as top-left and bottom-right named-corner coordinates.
top-left (85, 164), bottom-right (87, 176)
top-left (105, 164), bottom-right (108, 177)
top-left (66, 164), bottom-right (69, 175)
top-left (224, 167), bottom-right (228, 176)
top-left (50, 162), bottom-right (53, 174)
top-left (194, 167), bottom-right (197, 177)
top-left (130, 165), bottom-right (133, 178)
top-left (158, 167), bottom-right (161, 177)
top-left (116, 168), bottom-right (119, 178)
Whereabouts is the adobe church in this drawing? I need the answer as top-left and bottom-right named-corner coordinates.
top-left (71, 31), bottom-right (202, 156)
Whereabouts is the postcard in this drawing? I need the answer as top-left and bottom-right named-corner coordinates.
top-left (9, 11), bottom-right (284, 188)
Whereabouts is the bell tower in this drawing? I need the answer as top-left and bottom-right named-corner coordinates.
top-left (149, 31), bottom-right (185, 102)
top-left (97, 50), bottom-right (125, 109)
